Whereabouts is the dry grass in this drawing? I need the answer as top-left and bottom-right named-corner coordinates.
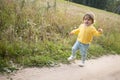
top-left (0, 0), bottom-right (120, 72)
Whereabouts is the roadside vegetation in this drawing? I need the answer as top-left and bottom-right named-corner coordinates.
top-left (0, 0), bottom-right (120, 73)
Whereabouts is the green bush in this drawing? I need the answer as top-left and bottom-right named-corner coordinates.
top-left (88, 44), bottom-right (107, 59)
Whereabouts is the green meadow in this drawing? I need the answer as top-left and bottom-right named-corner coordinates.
top-left (0, 0), bottom-right (120, 72)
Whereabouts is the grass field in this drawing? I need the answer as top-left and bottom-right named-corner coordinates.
top-left (0, 0), bottom-right (120, 72)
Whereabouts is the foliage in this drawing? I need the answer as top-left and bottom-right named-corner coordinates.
top-left (69, 0), bottom-right (120, 14)
top-left (0, 0), bottom-right (120, 73)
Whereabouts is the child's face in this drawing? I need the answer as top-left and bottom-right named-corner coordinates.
top-left (83, 15), bottom-right (93, 26)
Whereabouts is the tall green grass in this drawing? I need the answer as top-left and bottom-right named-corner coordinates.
top-left (0, 0), bottom-right (120, 72)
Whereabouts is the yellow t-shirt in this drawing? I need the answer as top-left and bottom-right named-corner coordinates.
top-left (71, 24), bottom-right (102, 44)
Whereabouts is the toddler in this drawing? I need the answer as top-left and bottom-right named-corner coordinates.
top-left (68, 12), bottom-right (103, 67)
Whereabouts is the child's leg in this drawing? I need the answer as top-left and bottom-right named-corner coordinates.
top-left (71, 41), bottom-right (80, 57)
top-left (68, 41), bottom-right (80, 61)
top-left (79, 43), bottom-right (89, 64)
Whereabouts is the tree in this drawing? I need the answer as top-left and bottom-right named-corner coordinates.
top-left (69, 0), bottom-right (120, 14)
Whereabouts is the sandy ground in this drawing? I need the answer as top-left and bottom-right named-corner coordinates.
top-left (0, 55), bottom-right (120, 80)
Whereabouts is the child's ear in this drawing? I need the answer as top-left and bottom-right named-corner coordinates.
top-left (93, 20), bottom-right (96, 25)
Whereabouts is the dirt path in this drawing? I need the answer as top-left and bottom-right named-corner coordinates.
top-left (1, 55), bottom-right (120, 80)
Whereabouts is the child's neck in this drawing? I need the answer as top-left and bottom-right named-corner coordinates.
top-left (84, 24), bottom-right (92, 27)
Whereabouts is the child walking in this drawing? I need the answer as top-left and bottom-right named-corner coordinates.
top-left (68, 12), bottom-right (103, 67)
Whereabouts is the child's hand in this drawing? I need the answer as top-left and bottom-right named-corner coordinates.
top-left (69, 31), bottom-right (74, 35)
top-left (98, 28), bottom-right (103, 33)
